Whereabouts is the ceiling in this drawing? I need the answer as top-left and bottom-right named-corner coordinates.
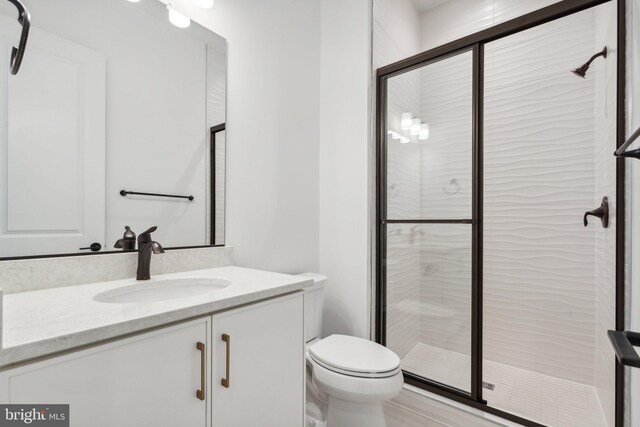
top-left (410, 0), bottom-right (450, 13)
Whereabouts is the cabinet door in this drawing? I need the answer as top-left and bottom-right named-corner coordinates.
top-left (211, 293), bottom-right (304, 427)
top-left (0, 318), bottom-right (210, 427)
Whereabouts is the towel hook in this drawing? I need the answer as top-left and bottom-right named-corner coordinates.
top-left (5, 0), bottom-right (31, 75)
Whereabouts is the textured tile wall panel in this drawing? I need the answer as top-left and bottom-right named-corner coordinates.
top-left (483, 9), bottom-right (598, 384)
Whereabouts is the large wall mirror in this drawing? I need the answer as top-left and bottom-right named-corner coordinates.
top-left (0, 0), bottom-right (226, 258)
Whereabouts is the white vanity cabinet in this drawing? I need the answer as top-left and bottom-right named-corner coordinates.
top-left (0, 292), bottom-right (304, 427)
top-left (0, 318), bottom-right (210, 427)
top-left (211, 293), bottom-right (304, 427)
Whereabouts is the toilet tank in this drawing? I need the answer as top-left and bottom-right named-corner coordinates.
top-left (298, 273), bottom-right (327, 343)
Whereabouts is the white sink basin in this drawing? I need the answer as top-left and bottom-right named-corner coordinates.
top-left (94, 278), bottom-right (231, 304)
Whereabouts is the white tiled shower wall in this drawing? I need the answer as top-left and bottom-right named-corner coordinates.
top-left (483, 8), bottom-right (598, 382)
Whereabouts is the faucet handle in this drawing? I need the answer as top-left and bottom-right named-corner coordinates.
top-left (115, 226), bottom-right (137, 249)
top-left (138, 226), bottom-right (158, 243)
top-left (140, 226), bottom-right (158, 237)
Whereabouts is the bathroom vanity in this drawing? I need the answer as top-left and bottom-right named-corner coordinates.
top-left (0, 267), bottom-right (310, 427)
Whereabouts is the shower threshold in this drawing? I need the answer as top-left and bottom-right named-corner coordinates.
top-left (401, 343), bottom-right (606, 427)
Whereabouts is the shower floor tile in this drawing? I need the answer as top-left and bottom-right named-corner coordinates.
top-left (401, 343), bottom-right (607, 427)
top-left (402, 342), bottom-right (471, 392)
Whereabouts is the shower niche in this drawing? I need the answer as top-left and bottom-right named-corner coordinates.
top-left (376, 2), bottom-right (621, 427)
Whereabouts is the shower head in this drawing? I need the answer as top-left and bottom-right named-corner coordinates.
top-left (571, 46), bottom-right (607, 78)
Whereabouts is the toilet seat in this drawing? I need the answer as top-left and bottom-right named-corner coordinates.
top-left (309, 335), bottom-right (401, 378)
top-left (309, 353), bottom-right (401, 378)
top-left (309, 357), bottom-right (404, 403)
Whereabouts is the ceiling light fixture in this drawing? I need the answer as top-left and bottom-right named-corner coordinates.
top-left (418, 123), bottom-right (430, 140)
top-left (167, 4), bottom-right (191, 28)
top-left (192, 0), bottom-right (214, 8)
top-left (400, 112), bottom-right (412, 131)
top-left (410, 118), bottom-right (421, 136)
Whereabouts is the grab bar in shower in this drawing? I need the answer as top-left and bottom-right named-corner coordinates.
top-left (614, 126), bottom-right (640, 159)
top-left (608, 330), bottom-right (640, 368)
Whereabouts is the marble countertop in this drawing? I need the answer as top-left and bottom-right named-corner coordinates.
top-left (0, 266), bottom-right (312, 368)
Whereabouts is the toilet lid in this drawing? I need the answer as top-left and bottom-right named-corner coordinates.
top-left (309, 335), bottom-right (400, 375)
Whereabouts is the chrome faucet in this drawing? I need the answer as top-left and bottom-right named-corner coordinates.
top-left (137, 226), bottom-right (164, 280)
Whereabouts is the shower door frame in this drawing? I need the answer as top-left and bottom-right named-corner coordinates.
top-left (374, 0), bottom-right (626, 426)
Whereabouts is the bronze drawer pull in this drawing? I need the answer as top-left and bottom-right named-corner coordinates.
top-left (221, 334), bottom-right (230, 388)
top-left (196, 341), bottom-right (205, 400)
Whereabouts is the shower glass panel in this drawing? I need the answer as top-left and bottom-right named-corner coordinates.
top-left (384, 49), bottom-right (473, 393)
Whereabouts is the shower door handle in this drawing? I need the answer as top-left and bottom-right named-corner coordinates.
top-left (608, 330), bottom-right (640, 368)
top-left (583, 197), bottom-right (609, 228)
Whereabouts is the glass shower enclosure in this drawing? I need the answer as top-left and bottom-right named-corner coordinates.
top-left (375, 2), bottom-right (621, 427)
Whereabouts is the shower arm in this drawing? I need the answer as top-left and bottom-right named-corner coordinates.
top-left (614, 125), bottom-right (640, 159)
top-left (4, 0), bottom-right (31, 75)
top-left (583, 49), bottom-right (607, 68)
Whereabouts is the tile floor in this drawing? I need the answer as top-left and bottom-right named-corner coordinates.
top-left (401, 343), bottom-right (607, 427)
top-left (383, 401), bottom-right (449, 427)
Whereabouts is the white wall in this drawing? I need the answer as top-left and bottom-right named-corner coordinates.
top-left (170, 0), bottom-right (321, 275)
top-left (318, 0), bottom-right (372, 338)
top-left (372, 0), bottom-right (421, 69)
top-left (419, 0), bottom-right (561, 51)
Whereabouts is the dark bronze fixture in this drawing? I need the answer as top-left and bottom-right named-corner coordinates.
top-left (114, 226), bottom-right (137, 251)
top-left (210, 123), bottom-right (225, 244)
top-left (442, 178), bottom-right (460, 195)
top-left (196, 341), bottom-right (206, 400)
top-left (571, 46), bottom-right (607, 78)
top-left (608, 330), bottom-right (640, 368)
top-left (221, 333), bottom-right (231, 388)
top-left (120, 189), bottom-right (194, 201)
top-left (4, 0), bottom-right (30, 75)
top-left (79, 243), bottom-right (102, 252)
top-left (136, 226), bottom-right (164, 280)
top-left (583, 196), bottom-right (609, 228)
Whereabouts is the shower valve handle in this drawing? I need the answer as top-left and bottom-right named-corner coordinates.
top-left (583, 197), bottom-right (609, 228)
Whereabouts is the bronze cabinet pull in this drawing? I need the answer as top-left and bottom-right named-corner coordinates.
top-left (221, 334), bottom-right (230, 388)
top-left (196, 342), bottom-right (206, 400)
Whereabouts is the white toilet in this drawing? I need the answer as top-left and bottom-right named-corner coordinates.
top-left (300, 273), bottom-right (404, 427)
